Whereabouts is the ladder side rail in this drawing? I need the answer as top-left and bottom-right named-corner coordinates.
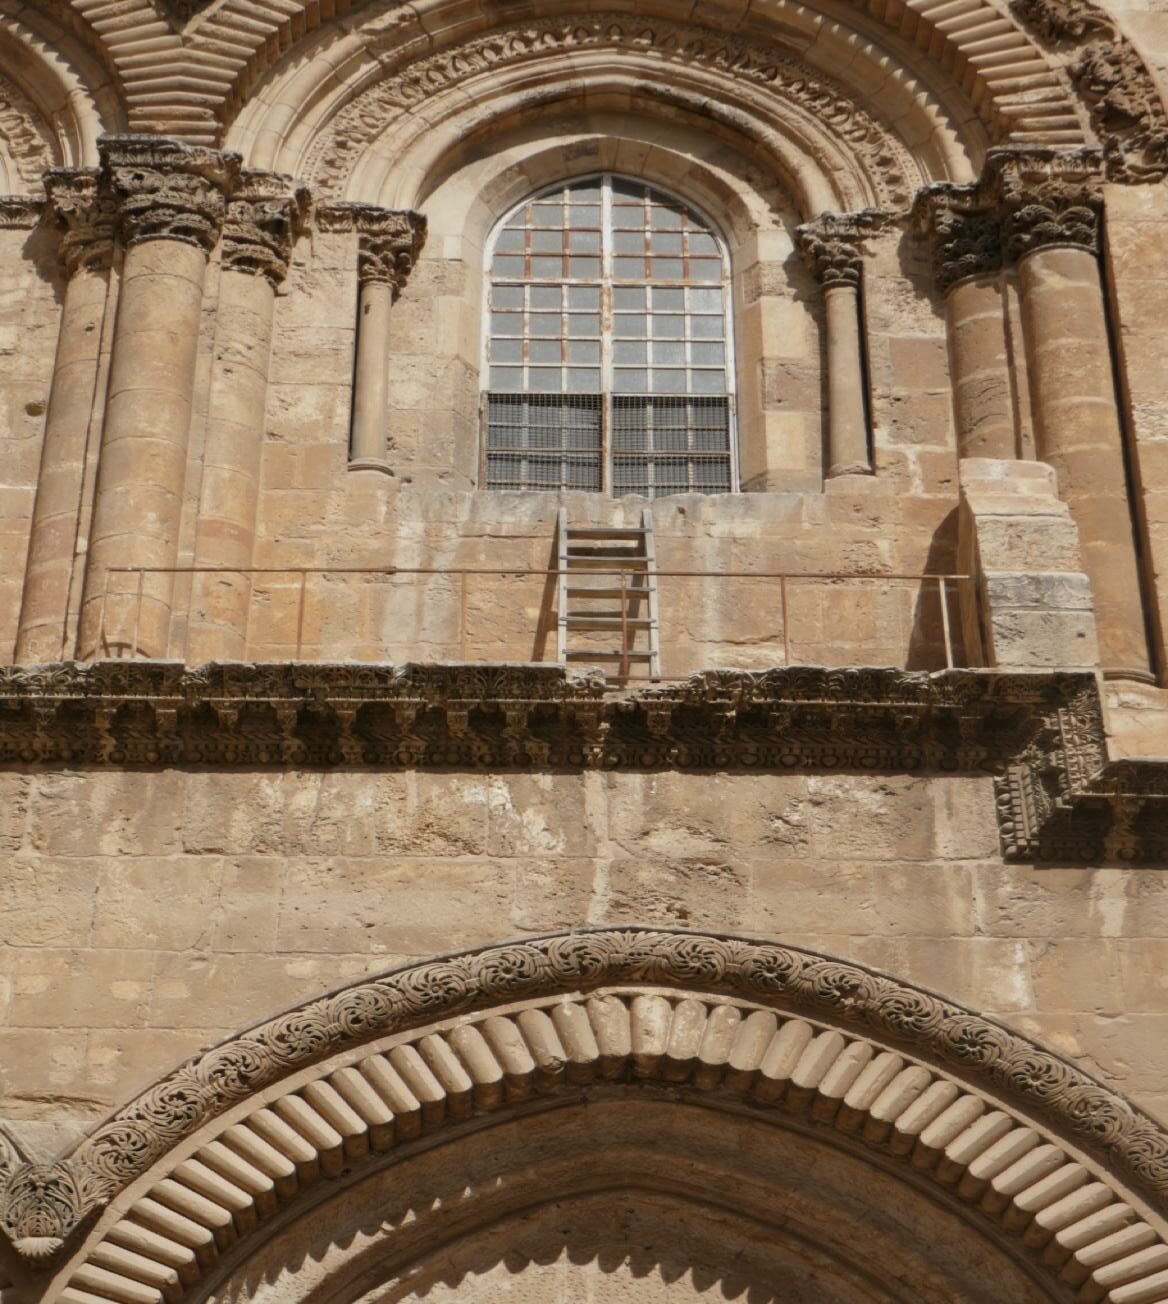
top-left (642, 507), bottom-right (661, 679)
top-left (556, 506), bottom-right (568, 666)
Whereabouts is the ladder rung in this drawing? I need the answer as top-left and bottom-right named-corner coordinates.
top-left (566, 650), bottom-right (654, 660)
top-left (566, 528), bottom-right (649, 539)
top-left (566, 586), bottom-right (643, 598)
top-left (565, 617), bottom-right (653, 629)
top-left (565, 556), bottom-right (649, 568)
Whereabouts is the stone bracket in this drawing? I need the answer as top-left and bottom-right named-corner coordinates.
top-left (1, 662), bottom-right (1166, 861)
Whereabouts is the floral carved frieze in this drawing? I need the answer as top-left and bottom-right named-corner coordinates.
top-left (1, 662), bottom-right (1166, 861)
top-left (1010, 0), bottom-right (1168, 179)
top-left (304, 14), bottom-right (918, 208)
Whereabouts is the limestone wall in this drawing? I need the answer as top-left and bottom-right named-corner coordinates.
top-left (2, 766), bottom-right (1165, 1161)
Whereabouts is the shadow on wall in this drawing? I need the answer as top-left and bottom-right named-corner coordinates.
top-left (907, 506), bottom-right (965, 669)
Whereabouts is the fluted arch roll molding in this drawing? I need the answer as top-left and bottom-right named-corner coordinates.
top-left (14, 929), bottom-right (1167, 1304)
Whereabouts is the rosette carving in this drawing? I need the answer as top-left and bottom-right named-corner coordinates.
top-left (221, 170), bottom-right (309, 286)
top-left (99, 134), bottom-right (242, 253)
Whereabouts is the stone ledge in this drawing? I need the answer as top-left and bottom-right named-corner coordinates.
top-left (1, 661), bottom-right (1167, 863)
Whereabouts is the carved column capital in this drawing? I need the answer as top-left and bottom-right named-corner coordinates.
top-left (912, 185), bottom-right (1003, 295)
top-left (45, 168), bottom-right (117, 276)
top-left (0, 195), bottom-right (43, 230)
top-left (221, 171), bottom-right (309, 287)
top-left (98, 134), bottom-right (242, 253)
top-left (795, 210), bottom-right (890, 288)
top-left (316, 202), bottom-right (428, 297)
top-left (985, 148), bottom-right (1104, 260)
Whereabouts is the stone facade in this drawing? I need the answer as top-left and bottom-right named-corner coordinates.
top-left (1, 0), bottom-right (1168, 1300)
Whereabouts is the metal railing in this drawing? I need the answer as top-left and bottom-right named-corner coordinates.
top-left (93, 564), bottom-right (969, 676)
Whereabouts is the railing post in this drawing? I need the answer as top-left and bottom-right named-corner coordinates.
top-left (938, 576), bottom-right (954, 669)
top-left (132, 569), bottom-right (144, 660)
top-left (619, 569), bottom-right (629, 681)
top-left (296, 570), bottom-right (307, 661)
top-left (780, 575), bottom-right (790, 665)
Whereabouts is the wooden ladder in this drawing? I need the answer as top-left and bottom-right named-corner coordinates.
top-left (556, 507), bottom-right (660, 682)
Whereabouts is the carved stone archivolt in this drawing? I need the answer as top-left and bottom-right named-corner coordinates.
top-left (317, 201), bottom-right (428, 294)
top-left (302, 14), bottom-right (919, 209)
top-left (221, 169), bottom-right (309, 286)
top-left (99, 134), bottom-right (242, 252)
top-left (1010, 0), bottom-right (1168, 180)
top-left (795, 210), bottom-right (892, 287)
top-left (0, 661), bottom-right (1164, 862)
top-left (7, 929), bottom-right (1166, 1300)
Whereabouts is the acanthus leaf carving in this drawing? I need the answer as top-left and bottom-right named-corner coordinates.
top-left (221, 170), bottom-right (310, 286)
top-left (316, 203), bottom-right (428, 294)
top-left (45, 168), bottom-right (117, 276)
top-left (795, 209), bottom-right (893, 287)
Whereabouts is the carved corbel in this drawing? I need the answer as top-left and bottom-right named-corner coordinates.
top-left (99, 134), bottom-right (242, 253)
top-left (221, 170), bottom-right (310, 287)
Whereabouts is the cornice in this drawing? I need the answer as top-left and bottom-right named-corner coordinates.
top-left (0, 662), bottom-right (1165, 863)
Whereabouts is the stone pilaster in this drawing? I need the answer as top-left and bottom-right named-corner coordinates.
top-left (318, 203), bottom-right (427, 472)
top-left (795, 211), bottom-right (884, 478)
top-left (78, 135), bottom-right (241, 660)
top-left (16, 169), bottom-right (116, 663)
top-left (189, 172), bottom-right (308, 664)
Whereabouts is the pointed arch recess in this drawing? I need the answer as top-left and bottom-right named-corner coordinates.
top-left (22, 929), bottom-right (1168, 1304)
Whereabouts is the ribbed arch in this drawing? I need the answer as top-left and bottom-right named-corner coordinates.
top-left (27, 929), bottom-right (1168, 1304)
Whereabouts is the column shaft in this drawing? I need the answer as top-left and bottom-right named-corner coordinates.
top-left (823, 283), bottom-right (870, 476)
top-left (16, 263), bottom-right (110, 661)
top-left (350, 278), bottom-right (392, 469)
top-left (1019, 244), bottom-right (1150, 676)
top-left (945, 275), bottom-right (1016, 460)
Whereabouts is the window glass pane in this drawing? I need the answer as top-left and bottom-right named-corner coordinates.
top-left (614, 340), bottom-right (646, 364)
top-left (529, 368), bottom-right (560, 391)
top-left (614, 257), bottom-right (644, 279)
top-left (568, 257), bottom-right (600, 278)
top-left (652, 288), bottom-right (684, 312)
top-left (689, 233), bottom-right (718, 255)
top-left (490, 366), bottom-right (522, 390)
top-left (493, 256), bottom-right (524, 277)
top-left (615, 315), bottom-right (646, 337)
top-left (530, 285), bottom-right (561, 309)
top-left (692, 369), bottom-right (727, 393)
top-left (530, 313), bottom-right (561, 336)
top-left (567, 367), bottom-right (601, 391)
top-left (612, 178), bottom-right (643, 201)
top-left (690, 259), bottom-right (722, 282)
top-left (690, 287), bottom-right (723, 312)
top-left (530, 339), bottom-right (561, 363)
top-left (652, 341), bottom-right (685, 365)
top-left (495, 230), bottom-right (524, 253)
top-left (570, 204), bottom-right (601, 226)
top-left (615, 287), bottom-right (646, 310)
top-left (692, 341), bottom-right (725, 364)
top-left (568, 182), bottom-right (602, 201)
top-left (493, 285), bottom-right (523, 308)
top-left (531, 256), bottom-right (562, 278)
top-left (651, 206), bottom-right (683, 229)
top-left (691, 316), bottom-right (723, 339)
top-left (614, 231), bottom-right (644, 254)
top-left (531, 230), bottom-right (561, 253)
top-left (491, 312), bottom-right (521, 336)
top-left (651, 232), bottom-right (683, 255)
top-left (569, 231), bottom-right (600, 252)
top-left (568, 314), bottom-right (600, 336)
top-left (569, 286), bottom-right (600, 309)
top-left (568, 340), bottom-right (600, 363)
top-left (490, 338), bottom-right (522, 362)
top-left (533, 203), bottom-right (561, 226)
top-left (652, 258), bottom-right (684, 280)
top-left (614, 368), bottom-right (648, 393)
top-left (652, 369), bottom-right (687, 393)
top-left (651, 315), bottom-right (684, 337)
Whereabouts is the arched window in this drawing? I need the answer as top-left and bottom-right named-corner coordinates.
top-left (481, 175), bottom-right (737, 497)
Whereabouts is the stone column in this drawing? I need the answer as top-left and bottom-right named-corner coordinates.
top-left (77, 135), bottom-right (240, 659)
top-left (317, 204), bottom-right (427, 473)
top-left (187, 173), bottom-right (307, 664)
top-left (795, 213), bottom-right (881, 478)
top-left (15, 170), bottom-right (115, 663)
top-left (998, 152), bottom-right (1151, 678)
top-left (914, 189), bottom-right (1017, 460)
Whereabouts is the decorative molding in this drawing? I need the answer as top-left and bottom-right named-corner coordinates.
top-left (221, 170), bottom-right (309, 286)
top-left (794, 209), bottom-right (893, 288)
top-left (316, 202), bottom-right (427, 293)
top-left (6, 930), bottom-right (1165, 1299)
top-left (0, 662), bottom-right (1165, 861)
top-left (304, 15), bottom-right (918, 209)
top-left (99, 134), bottom-right (242, 253)
top-left (0, 195), bottom-right (44, 229)
top-left (1009, 0), bottom-right (1168, 180)
top-left (911, 186), bottom-right (1003, 295)
top-left (44, 168), bottom-right (116, 276)
top-left (0, 72), bottom-right (55, 190)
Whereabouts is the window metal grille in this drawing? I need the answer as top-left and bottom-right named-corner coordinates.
top-left (481, 174), bottom-right (738, 495)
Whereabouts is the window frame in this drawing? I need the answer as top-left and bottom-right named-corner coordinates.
top-left (479, 172), bottom-right (740, 497)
